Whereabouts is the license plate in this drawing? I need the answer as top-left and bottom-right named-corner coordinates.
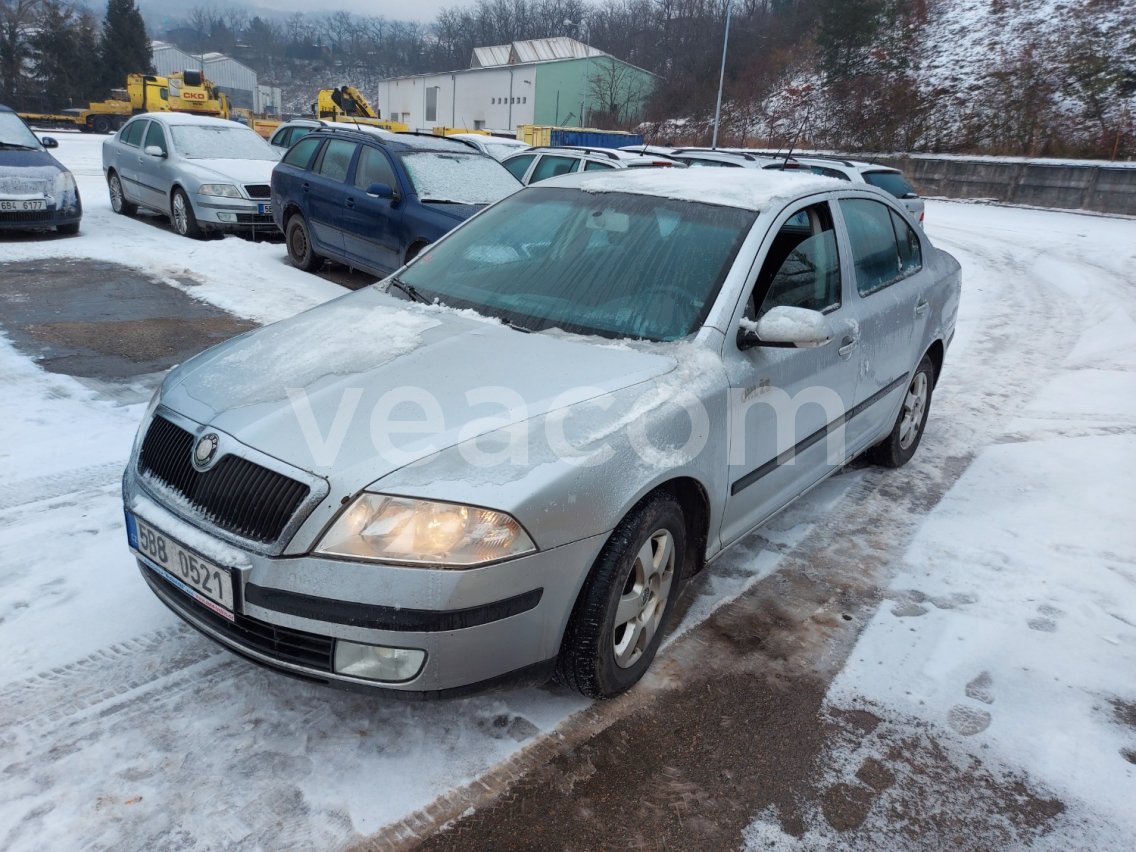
top-left (0, 198), bottom-right (46, 211)
top-left (127, 514), bottom-right (235, 621)
top-left (257, 202), bottom-right (271, 215)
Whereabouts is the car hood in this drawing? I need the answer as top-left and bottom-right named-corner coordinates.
top-left (417, 199), bottom-right (484, 220)
top-left (159, 287), bottom-right (677, 485)
top-left (0, 149), bottom-right (64, 194)
top-left (180, 157), bottom-right (277, 185)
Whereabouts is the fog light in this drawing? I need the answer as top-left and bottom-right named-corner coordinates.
top-left (334, 641), bottom-right (425, 682)
top-left (216, 212), bottom-right (237, 222)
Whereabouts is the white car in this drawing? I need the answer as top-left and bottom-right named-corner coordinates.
top-left (102, 112), bottom-right (281, 238)
top-left (502, 146), bottom-right (682, 184)
top-left (785, 156), bottom-right (925, 224)
top-left (449, 133), bottom-right (531, 161)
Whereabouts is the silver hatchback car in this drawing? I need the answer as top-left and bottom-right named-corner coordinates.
top-left (123, 169), bottom-right (960, 698)
top-left (103, 112), bottom-right (280, 238)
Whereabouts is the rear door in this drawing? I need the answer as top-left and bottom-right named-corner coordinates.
top-left (341, 143), bottom-right (403, 274)
top-left (835, 196), bottom-right (929, 451)
top-left (304, 138), bottom-right (358, 259)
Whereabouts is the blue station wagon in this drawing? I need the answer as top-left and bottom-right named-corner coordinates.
top-left (271, 128), bottom-right (521, 276)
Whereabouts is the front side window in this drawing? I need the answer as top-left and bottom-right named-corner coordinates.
top-left (397, 187), bottom-right (758, 341)
top-left (840, 198), bottom-right (907, 295)
top-left (315, 139), bottom-right (358, 183)
top-left (752, 202), bottom-right (841, 318)
top-left (354, 145), bottom-right (398, 190)
top-left (143, 121), bottom-right (167, 155)
top-left (503, 153), bottom-right (534, 180)
top-left (529, 155), bottom-right (578, 183)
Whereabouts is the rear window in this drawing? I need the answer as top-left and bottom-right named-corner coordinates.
top-left (283, 135), bottom-right (321, 168)
top-left (863, 170), bottom-right (917, 199)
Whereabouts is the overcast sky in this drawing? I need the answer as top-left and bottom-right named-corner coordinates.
top-left (136, 0), bottom-right (466, 26)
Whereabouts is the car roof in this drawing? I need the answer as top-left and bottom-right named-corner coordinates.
top-left (0, 104), bottom-right (15, 114)
top-left (306, 125), bottom-right (481, 153)
top-left (137, 112), bottom-right (246, 128)
top-left (452, 133), bottom-right (526, 144)
top-left (539, 167), bottom-right (843, 211)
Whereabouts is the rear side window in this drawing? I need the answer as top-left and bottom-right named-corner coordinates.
top-left (503, 154), bottom-right (534, 181)
top-left (584, 160), bottom-right (616, 171)
top-left (863, 170), bottom-right (917, 199)
top-left (809, 165), bottom-right (851, 181)
top-left (840, 198), bottom-right (909, 295)
top-left (121, 120), bottom-right (147, 147)
top-left (354, 145), bottom-right (398, 191)
top-left (315, 139), bottom-right (357, 183)
top-left (890, 209), bottom-right (922, 277)
top-left (282, 135), bottom-right (321, 169)
top-left (529, 155), bottom-right (578, 183)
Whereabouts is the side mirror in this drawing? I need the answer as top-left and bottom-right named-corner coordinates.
top-left (737, 305), bottom-right (835, 350)
top-left (144, 145), bottom-right (166, 158)
top-left (40, 136), bottom-right (58, 149)
top-left (365, 182), bottom-right (395, 200)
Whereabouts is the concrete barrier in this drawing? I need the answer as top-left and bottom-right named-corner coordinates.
top-left (867, 155), bottom-right (1136, 216)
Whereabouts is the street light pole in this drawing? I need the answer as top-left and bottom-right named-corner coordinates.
top-left (711, 0), bottom-right (732, 150)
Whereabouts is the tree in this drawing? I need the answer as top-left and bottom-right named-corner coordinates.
top-left (587, 57), bottom-right (648, 126)
top-left (0, 0), bottom-right (41, 105)
top-left (30, 1), bottom-right (101, 109)
top-left (98, 0), bottom-right (151, 92)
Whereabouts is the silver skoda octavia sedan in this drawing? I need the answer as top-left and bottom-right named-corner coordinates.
top-left (123, 169), bottom-right (960, 698)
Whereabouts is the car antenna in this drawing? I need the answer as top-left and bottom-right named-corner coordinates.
top-left (783, 102), bottom-right (810, 168)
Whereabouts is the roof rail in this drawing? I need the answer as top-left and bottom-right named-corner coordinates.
top-left (527, 145), bottom-right (621, 160)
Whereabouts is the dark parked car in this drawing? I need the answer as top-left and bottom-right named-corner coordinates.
top-left (271, 127), bottom-right (521, 276)
top-left (0, 104), bottom-right (81, 235)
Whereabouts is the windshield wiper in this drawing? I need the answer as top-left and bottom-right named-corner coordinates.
top-left (0, 142), bottom-right (38, 150)
top-left (387, 277), bottom-right (430, 304)
top-left (498, 316), bottom-right (532, 333)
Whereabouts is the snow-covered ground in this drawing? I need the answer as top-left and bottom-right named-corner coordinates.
top-left (1, 133), bottom-right (1133, 848)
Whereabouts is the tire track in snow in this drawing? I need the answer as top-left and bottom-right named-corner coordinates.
top-left (0, 460), bottom-right (126, 512)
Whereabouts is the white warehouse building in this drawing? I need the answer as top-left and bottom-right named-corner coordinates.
top-left (150, 41), bottom-right (281, 115)
top-left (375, 37), bottom-right (655, 134)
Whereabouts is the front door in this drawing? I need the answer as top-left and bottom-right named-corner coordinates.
top-left (720, 199), bottom-right (862, 547)
top-left (341, 144), bottom-right (403, 275)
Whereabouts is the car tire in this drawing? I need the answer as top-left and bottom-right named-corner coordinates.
top-left (57, 222), bottom-right (80, 236)
top-left (557, 493), bottom-right (686, 699)
top-left (107, 171), bottom-right (136, 216)
top-left (170, 187), bottom-right (204, 239)
top-left (285, 214), bottom-right (323, 272)
top-left (91, 115), bottom-right (111, 134)
top-left (868, 355), bottom-right (934, 468)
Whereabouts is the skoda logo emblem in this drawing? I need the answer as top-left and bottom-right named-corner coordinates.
top-left (194, 432), bottom-right (220, 468)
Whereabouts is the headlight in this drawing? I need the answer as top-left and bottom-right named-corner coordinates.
top-left (315, 494), bottom-right (536, 567)
top-left (53, 170), bottom-right (77, 195)
top-left (197, 184), bottom-right (242, 198)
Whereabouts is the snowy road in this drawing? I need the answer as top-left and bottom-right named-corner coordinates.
top-left (0, 134), bottom-right (1132, 849)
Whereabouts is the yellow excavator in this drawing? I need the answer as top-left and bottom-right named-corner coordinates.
top-left (19, 71), bottom-right (230, 133)
top-left (314, 85), bottom-right (407, 131)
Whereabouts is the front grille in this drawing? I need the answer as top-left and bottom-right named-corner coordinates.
top-left (244, 184), bottom-right (271, 199)
top-left (235, 213), bottom-right (274, 224)
top-left (0, 210), bottom-right (55, 224)
top-left (138, 415), bottom-right (310, 544)
top-left (143, 564), bottom-right (334, 672)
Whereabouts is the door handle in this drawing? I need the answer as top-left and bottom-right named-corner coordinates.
top-left (345, 197), bottom-right (355, 209)
top-left (915, 299), bottom-right (929, 317)
top-left (301, 182), bottom-right (310, 192)
top-left (838, 335), bottom-right (858, 359)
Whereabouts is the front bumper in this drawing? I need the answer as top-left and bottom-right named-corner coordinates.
top-left (195, 196), bottom-right (278, 231)
top-left (0, 197), bottom-right (81, 231)
top-left (125, 472), bottom-right (607, 695)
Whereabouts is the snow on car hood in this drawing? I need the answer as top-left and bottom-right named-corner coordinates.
top-left (159, 287), bottom-right (677, 483)
top-left (0, 151), bottom-right (64, 196)
top-left (181, 157), bottom-right (277, 185)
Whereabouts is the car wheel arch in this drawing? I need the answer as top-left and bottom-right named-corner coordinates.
top-left (924, 339), bottom-right (945, 388)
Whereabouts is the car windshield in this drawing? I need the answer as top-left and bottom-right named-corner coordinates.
top-left (396, 187), bottom-right (757, 341)
top-left (0, 112), bottom-right (42, 148)
top-left (169, 124), bottom-right (278, 160)
top-left (863, 170), bottom-right (917, 198)
top-left (398, 151), bottom-right (520, 204)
